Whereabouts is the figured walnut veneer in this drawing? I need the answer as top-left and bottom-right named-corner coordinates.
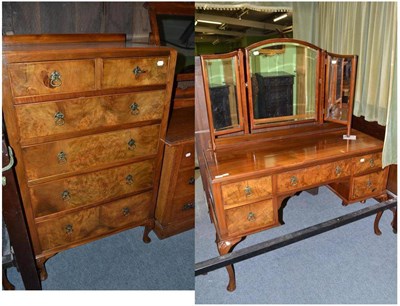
top-left (2, 34), bottom-right (177, 279)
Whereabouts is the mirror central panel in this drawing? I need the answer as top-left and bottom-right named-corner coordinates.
top-left (248, 42), bottom-right (319, 126)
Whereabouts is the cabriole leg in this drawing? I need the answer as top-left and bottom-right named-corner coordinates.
top-left (216, 236), bottom-right (242, 292)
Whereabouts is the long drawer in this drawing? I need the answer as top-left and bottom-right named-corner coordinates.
top-left (8, 59), bottom-right (96, 98)
top-left (36, 191), bottom-right (152, 252)
top-left (22, 124), bottom-right (160, 181)
top-left (15, 90), bottom-right (165, 140)
top-left (30, 159), bottom-right (155, 218)
top-left (102, 57), bottom-right (169, 89)
top-left (276, 160), bottom-right (352, 193)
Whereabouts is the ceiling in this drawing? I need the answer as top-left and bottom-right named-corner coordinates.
top-left (195, 2), bottom-right (293, 44)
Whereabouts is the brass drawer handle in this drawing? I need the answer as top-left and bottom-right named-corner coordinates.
top-left (290, 176), bottom-right (298, 186)
top-left (61, 190), bottom-right (71, 201)
top-left (54, 111), bottom-right (65, 126)
top-left (128, 139), bottom-right (136, 150)
top-left (244, 186), bottom-right (252, 196)
top-left (182, 202), bottom-right (194, 211)
top-left (49, 71), bottom-right (62, 88)
top-left (130, 102), bottom-right (140, 115)
top-left (133, 66), bottom-right (146, 77)
top-left (122, 207), bottom-right (130, 216)
top-left (247, 212), bottom-right (256, 222)
top-left (335, 165), bottom-right (342, 176)
top-left (126, 174), bottom-right (134, 185)
top-left (369, 158), bottom-right (375, 167)
top-left (188, 177), bottom-right (195, 185)
top-left (57, 151), bottom-right (67, 164)
top-left (367, 179), bottom-right (373, 189)
top-left (65, 224), bottom-right (73, 235)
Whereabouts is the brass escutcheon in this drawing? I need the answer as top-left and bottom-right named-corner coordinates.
top-left (126, 174), bottom-right (134, 185)
top-left (54, 111), bottom-right (65, 126)
top-left (57, 151), bottom-right (67, 164)
top-left (290, 176), bottom-right (298, 186)
top-left (335, 165), bottom-right (342, 176)
top-left (128, 139), bottom-right (136, 150)
top-left (130, 102), bottom-right (140, 115)
top-left (247, 212), bottom-right (256, 222)
top-left (65, 224), bottom-right (73, 234)
top-left (122, 207), bottom-right (130, 216)
top-left (369, 158), bottom-right (375, 167)
top-left (244, 186), bottom-right (252, 196)
top-left (182, 202), bottom-right (194, 210)
top-left (132, 66), bottom-right (144, 77)
top-left (49, 71), bottom-right (62, 88)
top-left (61, 190), bottom-right (71, 201)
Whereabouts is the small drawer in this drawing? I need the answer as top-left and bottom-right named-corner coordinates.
top-left (351, 171), bottom-right (387, 199)
top-left (221, 176), bottom-right (272, 206)
top-left (225, 200), bottom-right (276, 236)
top-left (277, 160), bottom-right (351, 193)
top-left (102, 57), bottom-right (169, 89)
top-left (15, 90), bottom-right (165, 140)
top-left (8, 59), bottom-right (95, 98)
top-left (22, 124), bottom-right (160, 181)
top-left (36, 193), bottom-right (152, 252)
top-left (353, 153), bottom-right (382, 175)
top-left (170, 194), bottom-right (195, 223)
top-left (179, 142), bottom-right (195, 169)
top-left (173, 169), bottom-right (195, 199)
top-left (30, 159), bottom-right (154, 218)
top-left (100, 191), bottom-right (152, 228)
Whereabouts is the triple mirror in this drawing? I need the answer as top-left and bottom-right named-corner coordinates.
top-left (201, 39), bottom-right (357, 145)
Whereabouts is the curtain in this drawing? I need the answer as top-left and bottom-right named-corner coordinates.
top-left (293, 2), bottom-right (397, 167)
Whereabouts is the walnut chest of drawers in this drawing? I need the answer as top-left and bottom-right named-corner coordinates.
top-left (154, 106), bottom-right (195, 238)
top-left (2, 34), bottom-right (177, 280)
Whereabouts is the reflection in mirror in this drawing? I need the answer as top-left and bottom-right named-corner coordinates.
top-left (204, 58), bottom-right (240, 131)
top-left (326, 56), bottom-right (353, 122)
top-left (248, 43), bottom-right (318, 125)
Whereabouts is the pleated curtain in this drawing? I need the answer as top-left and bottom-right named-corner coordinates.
top-left (293, 2), bottom-right (397, 167)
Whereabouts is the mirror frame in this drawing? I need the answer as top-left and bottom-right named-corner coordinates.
top-left (324, 52), bottom-right (358, 136)
top-left (245, 38), bottom-right (324, 132)
top-left (200, 50), bottom-right (248, 148)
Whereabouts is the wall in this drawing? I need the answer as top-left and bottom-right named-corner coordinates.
top-left (2, 2), bottom-right (151, 42)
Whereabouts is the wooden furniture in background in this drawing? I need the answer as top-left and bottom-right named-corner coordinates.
top-left (2, 34), bottom-right (177, 280)
top-left (197, 38), bottom-right (393, 292)
top-left (154, 107), bottom-right (195, 238)
top-left (146, 2), bottom-right (195, 237)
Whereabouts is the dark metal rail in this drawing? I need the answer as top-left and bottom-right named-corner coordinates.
top-left (195, 196), bottom-right (397, 276)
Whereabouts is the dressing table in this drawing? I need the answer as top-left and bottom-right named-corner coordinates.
top-left (197, 39), bottom-right (391, 291)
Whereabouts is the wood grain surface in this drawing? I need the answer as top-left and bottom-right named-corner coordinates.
top-left (30, 159), bottom-right (154, 218)
top-left (22, 124), bottom-right (160, 181)
top-left (15, 90), bottom-right (165, 140)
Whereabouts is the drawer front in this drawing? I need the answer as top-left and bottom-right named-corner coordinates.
top-left (15, 90), bottom-right (165, 140)
top-left (221, 176), bottom-right (272, 206)
top-left (353, 153), bottom-right (382, 175)
top-left (8, 60), bottom-right (95, 98)
top-left (225, 200), bottom-right (276, 236)
top-left (30, 159), bottom-right (154, 217)
top-left (173, 169), bottom-right (195, 199)
top-left (170, 194), bottom-right (195, 223)
top-left (352, 171), bottom-right (387, 199)
top-left (102, 57), bottom-right (169, 89)
top-left (276, 160), bottom-right (351, 193)
top-left (179, 142), bottom-right (195, 169)
top-left (23, 124), bottom-right (160, 180)
top-left (36, 192), bottom-right (152, 252)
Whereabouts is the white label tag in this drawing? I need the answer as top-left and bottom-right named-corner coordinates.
top-left (157, 60), bottom-right (164, 67)
top-left (185, 152), bottom-right (191, 158)
top-left (343, 135), bottom-right (357, 140)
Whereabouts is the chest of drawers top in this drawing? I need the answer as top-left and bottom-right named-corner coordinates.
top-left (205, 129), bottom-right (384, 182)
